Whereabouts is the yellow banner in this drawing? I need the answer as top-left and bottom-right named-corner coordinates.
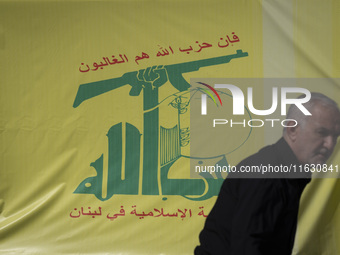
top-left (0, 1), bottom-right (339, 254)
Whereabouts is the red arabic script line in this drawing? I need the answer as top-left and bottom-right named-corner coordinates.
top-left (79, 32), bottom-right (241, 72)
top-left (69, 206), bottom-right (209, 220)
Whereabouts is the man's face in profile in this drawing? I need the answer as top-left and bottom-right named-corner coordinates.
top-left (294, 103), bottom-right (340, 165)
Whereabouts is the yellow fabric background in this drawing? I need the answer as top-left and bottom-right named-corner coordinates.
top-left (0, 1), bottom-right (339, 254)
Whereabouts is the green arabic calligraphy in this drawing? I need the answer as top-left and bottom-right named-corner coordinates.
top-left (73, 49), bottom-right (248, 201)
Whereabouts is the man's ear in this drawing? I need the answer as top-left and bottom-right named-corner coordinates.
top-left (285, 122), bottom-right (299, 142)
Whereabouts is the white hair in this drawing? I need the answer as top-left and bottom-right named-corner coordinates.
top-left (284, 92), bottom-right (339, 132)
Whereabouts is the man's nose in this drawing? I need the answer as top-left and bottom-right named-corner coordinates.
top-left (324, 135), bottom-right (337, 151)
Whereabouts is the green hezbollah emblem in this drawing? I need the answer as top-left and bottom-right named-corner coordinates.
top-left (73, 50), bottom-right (248, 201)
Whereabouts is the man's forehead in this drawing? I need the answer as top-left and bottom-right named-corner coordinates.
top-left (307, 104), bottom-right (340, 126)
top-left (310, 103), bottom-right (340, 117)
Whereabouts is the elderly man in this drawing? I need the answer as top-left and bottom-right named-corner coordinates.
top-left (195, 93), bottom-right (340, 255)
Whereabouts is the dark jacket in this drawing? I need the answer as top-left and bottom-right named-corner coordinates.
top-left (195, 138), bottom-right (311, 255)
